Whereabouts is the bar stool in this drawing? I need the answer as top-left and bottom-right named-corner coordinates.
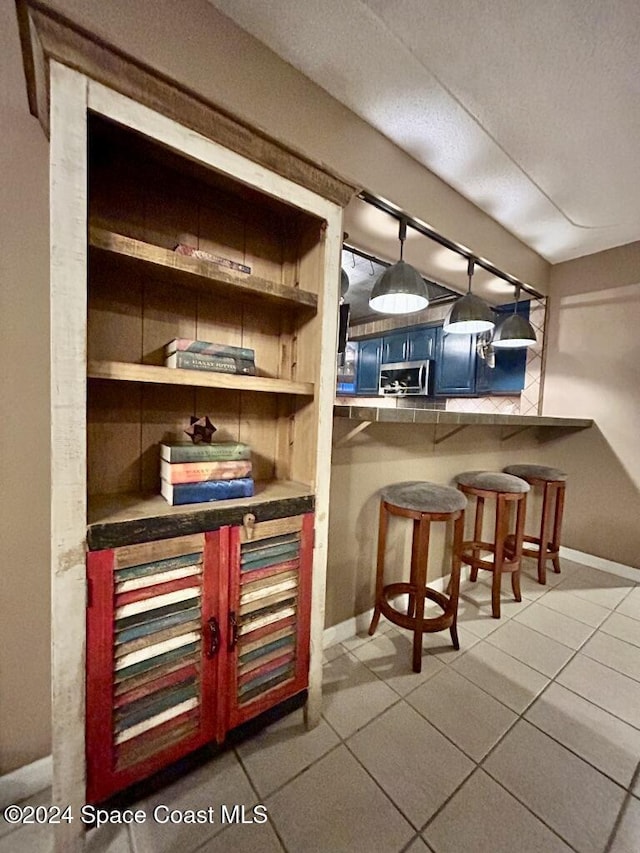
top-left (503, 464), bottom-right (567, 585)
top-left (369, 481), bottom-right (467, 673)
top-left (455, 471), bottom-right (529, 619)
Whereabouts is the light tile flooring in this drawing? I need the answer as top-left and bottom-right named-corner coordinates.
top-left (2, 558), bottom-right (640, 853)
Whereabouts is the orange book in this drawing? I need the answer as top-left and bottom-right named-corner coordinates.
top-left (160, 459), bottom-right (252, 484)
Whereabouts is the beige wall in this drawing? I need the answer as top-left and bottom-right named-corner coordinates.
top-left (0, 2), bottom-right (51, 773)
top-left (541, 243), bottom-right (640, 569)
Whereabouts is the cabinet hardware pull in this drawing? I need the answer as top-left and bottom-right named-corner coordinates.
top-left (243, 512), bottom-right (256, 540)
top-left (206, 617), bottom-right (220, 658)
top-left (228, 611), bottom-right (238, 651)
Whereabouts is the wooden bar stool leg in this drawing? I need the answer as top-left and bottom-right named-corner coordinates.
top-left (449, 513), bottom-right (464, 650)
top-left (491, 495), bottom-right (507, 618)
top-left (551, 483), bottom-right (565, 574)
top-left (369, 501), bottom-right (388, 636)
top-left (511, 495), bottom-right (525, 603)
top-left (470, 496), bottom-right (484, 582)
top-left (538, 482), bottom-right (552, 584)
top-left (411, 516), bottom-right (430, 673)
top-left (407, 519), bottom-right (421, 618)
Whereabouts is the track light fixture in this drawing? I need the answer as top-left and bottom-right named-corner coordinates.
top-left (368, 218), bottom-right (429, 314)
top-left (443, 258), bottom-right (495, 334)
top-left (492, 285), bottom-right (537, 348)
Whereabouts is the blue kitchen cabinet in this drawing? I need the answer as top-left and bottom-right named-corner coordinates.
top-left (475, 335), bottom-right (493, 395)
top-left (381, 326), bottom-right (437, 363)
top-left (381, 331), bottom-right (407, 363)
top-left (407, 327), bottom-right (436, 360)
top-left (356, 337), bottom-right (382, 395)
top-left (434, 327), bottom-right (476, 395)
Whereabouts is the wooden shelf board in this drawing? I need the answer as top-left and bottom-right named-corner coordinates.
top-left (88, 360), bottom-right (314, 396)
top-left (87, 480), bottom-right (315, 550)
top-left (89, 227), bottom-right (318, 311)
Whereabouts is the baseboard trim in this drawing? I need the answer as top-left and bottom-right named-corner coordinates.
top-left (0, 755), bottom-right (52, 809)
top-left (559, 547), bottom-right (639, 583)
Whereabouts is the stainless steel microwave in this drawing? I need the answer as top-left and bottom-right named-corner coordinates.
top-left (379, 360), bottom-right (430, 396)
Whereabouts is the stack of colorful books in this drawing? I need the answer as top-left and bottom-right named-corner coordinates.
top-left (160, 441), bottom-right (254, 506)
top-left (165, 338), bottom-right (256, 376)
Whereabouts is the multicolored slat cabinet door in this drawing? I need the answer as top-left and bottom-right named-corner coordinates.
top-left (86, 513), bottom-right (314, 802)
top-left (226, 513), bottom-right (314, 729)
top-left (86, 530), bottom-right (228, 803)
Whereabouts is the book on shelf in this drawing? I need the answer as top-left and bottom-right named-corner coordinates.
top-left (161, 459), bottom-right (252, 484)
top-left (173, 243), bottom-right (252, 275)
top-left (165, 338), bottom-right (255, 362)
top-left (160, 442), bottom-right (251, 463)
top-left (165, 350), bottom-right (256, 376)
top-left (161, 477), bottom-right (255, 506)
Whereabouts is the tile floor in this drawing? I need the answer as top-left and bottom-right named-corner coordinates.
top-left (2, 558), bottom-right (639, 853)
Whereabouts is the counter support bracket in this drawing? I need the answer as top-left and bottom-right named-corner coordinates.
top-left (434, 425), bottom-right (468, 445)
top-left (501, 426), bottom-right (534, 441)
top-left (333, 420), bottom-right (372, 447)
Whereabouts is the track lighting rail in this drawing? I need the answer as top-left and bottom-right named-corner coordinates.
top-left (359, 191), bottom-right (544, 300)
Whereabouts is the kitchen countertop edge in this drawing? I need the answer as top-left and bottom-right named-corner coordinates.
top-left (333, 403), bottom-right (593, 429)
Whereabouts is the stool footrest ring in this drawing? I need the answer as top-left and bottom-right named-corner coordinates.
top-left (459, 540), bottom-right (521, 574)
top-left (379, 582), bottom-right (454, 633)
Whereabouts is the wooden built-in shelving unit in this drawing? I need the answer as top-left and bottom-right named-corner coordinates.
top-left (86, 114), bottom-right (331, 516)
top-left (20, 7), bottom-right (352, 838)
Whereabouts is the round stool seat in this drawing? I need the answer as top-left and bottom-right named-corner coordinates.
top-left (381, 481), bottom-right (467, 514)
top-left (455, 470), bottom-right (530, 494)
top-left (503, 464), bottom-right (567, 482)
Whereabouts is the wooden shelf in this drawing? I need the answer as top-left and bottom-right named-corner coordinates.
top-left (88, 360), bottom-right (314, 396)
top-left (89, 227), bottom-right (318, 311)
top-left (87, 480), bottom-right (315, 550)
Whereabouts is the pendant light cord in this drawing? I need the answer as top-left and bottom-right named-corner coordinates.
top-left (467, 257), bottom-right (475, 293)
top-left (398, 217), bottom-right (407, 261)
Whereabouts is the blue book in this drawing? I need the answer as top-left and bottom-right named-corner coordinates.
top-left (161, 477), bottom-right (254, 506)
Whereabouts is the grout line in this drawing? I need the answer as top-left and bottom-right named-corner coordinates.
top-left (603, 761), bottom-right (640, 853)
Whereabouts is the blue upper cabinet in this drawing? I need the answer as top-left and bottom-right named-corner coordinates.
top-left (381, 331), bottom-right (407, 363)
top-left (355, 337), bottom-right (382, 395)
top-left (381, 326), bottom-right (436, 363)
top-left (407, 327), bottom-right (436, 361)
top-left (434, 327), bottom-right (476, 395)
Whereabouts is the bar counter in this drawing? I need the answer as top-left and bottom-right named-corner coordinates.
top-left (334, 402), bottom-right (592, 429)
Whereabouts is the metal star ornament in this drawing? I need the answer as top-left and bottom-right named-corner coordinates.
top-left (184, 415), bottom-right (217, 444)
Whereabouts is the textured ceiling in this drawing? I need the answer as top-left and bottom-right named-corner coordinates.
top-left (207, 0), bottom-right (640, 263)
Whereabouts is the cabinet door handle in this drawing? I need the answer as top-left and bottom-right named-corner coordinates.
top-left (228, 611), bottom-right (238, 651)
top-left (206, 616), bottom-right (220, 658)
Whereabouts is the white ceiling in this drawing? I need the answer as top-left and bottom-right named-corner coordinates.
top-left (207, 0), bottom-right (640, 264)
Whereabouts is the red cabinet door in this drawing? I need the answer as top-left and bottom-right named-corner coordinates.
top-left (86, 529), bottom-right (228, 802)
top-left (226, 513), bottom-right (314, 730)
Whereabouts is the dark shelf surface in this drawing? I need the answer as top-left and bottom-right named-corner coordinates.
top-left (87, 480), bottom-right (315, 550)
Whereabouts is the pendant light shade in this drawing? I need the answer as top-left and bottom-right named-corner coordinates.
top-left (369, 219), bottom-right (429, 315)
top-left (340, 267), bottom-right (350, 299)
top-left (492, 286), bottom-right (536, 349)
top-left (443, 258), bottom-right (495, 334)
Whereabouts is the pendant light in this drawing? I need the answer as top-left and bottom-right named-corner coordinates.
top-left (340, 267), bottom-right (350, 299)
top-left (492, 285), bottom-right (537, 349)
top-left (369, 218), bottom-right (429, 314)
top-left (443, 258), bottom-right (495, 334)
